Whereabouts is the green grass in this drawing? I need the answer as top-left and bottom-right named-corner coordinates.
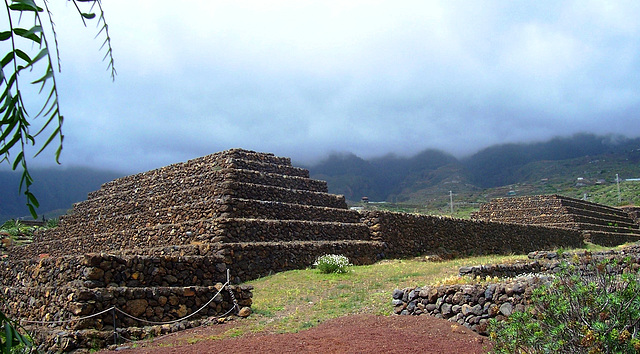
top-left (242, 254), bottom-right (528, 335)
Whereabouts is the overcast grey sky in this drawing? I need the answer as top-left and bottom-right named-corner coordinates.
top-left (20, 0), bottom-right (640, 172)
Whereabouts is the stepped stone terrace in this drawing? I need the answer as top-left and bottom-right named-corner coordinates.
top-left (471, 194), bottom-right (640, 246)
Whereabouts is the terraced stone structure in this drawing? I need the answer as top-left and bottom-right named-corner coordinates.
top-left (2, 149), bottom-right (385, 350)
top-left (471, 194), bottom-right (640, 246)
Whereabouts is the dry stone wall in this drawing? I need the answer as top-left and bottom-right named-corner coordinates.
top-left (3, 284), bottom-right (252, 329)
top-left (361, 210), bottom-right (584, 259)
top-left (393, 278), bottom-right (545, 334)
top-left (394, 245), bottom-right (640, 334)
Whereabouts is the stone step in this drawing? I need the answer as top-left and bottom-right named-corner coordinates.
top-left (83, 167), bottom-right (327, 211)
top-left (544, 222), bottom-right (640, 235)
top-left (91, 153), bottom-right (307, 199)
top-left (223, 198), bottom-right (362, 223)
top-left (474, 210), bottom-right (639, 231)
top-left (13, 218), bottom-right (371, 260)
top-left (473, 205), bottom-right (635, 225)
top-left (559, 198), bottom-right (632, 218)
top-left (0, 253), bottom-right (228, 289)
top-left (477, 195), bottom-right (564, 211)
top-left (478, 195), bottom-right (630, 219)
top-left (214, 218), bottom-right (371, 243)
top-left (42, 197), bottom-right (360, 242)
top-left (113, 240), bottom-right (387, 283)
top-left (67, 181), bottom-right (344, 228)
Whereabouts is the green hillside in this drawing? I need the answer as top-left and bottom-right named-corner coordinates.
top-left (312, 135), bottom-right (640, 217)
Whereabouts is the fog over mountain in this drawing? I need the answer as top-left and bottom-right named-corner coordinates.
top-left (2, 133), bottom-right (639, 221)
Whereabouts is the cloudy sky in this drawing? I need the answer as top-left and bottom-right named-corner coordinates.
top-left (12, 0), bottom-right (640, 173)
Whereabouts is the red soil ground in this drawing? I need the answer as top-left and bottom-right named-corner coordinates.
top-left (104, 314), bottom-right (492, 354)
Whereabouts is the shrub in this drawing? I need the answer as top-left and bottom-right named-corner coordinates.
top-left (0, 298), bottom-right (32, 353)
top-left (313, 254), bottom-right (352, 274)
top-left (489, 258), bottom-right (640, 353)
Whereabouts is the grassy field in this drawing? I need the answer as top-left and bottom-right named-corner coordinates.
top-left (201, 253), bottom-right (529, 340)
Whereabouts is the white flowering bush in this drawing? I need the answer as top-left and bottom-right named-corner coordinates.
top-left (313, 254), bottom-right (352, 274)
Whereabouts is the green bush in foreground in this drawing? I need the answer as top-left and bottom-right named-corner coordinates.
top-left (313, 254), bottom-right (352, 274)
top-left (0, 299), bottom-right (32, 353)
top-left (489, 258), bottom-right (640, 353)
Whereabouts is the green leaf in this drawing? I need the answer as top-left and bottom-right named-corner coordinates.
top-left (8, 0), bottom-right (43, 12)
top-left (0, 133), bottom-right (21, 155)
top-left (14, 49), bottom-right (32, 64)
top-left (4, 322), bottom-right (13, 353)
top-left (1, 52), bottom-right (15, 68)
top-left (34, 125), bottom-right (61, 157)
top-left (26, 191), bottom-right (39, 208)
top-left (0, 31), bottom-right (11, 41)
top-left (31, 66), bottom-right (53, 85)
top-left (81, 12), bottom-right (96, 19)
top-left (27, 202), bottom-right (37, 219)
top-left (21, 25), bottom-right (43, 38)
top-left (55, 134), bottom-right (64, 163)
top-left (0, 118), bottom-right (19, 142)
top-left (12, 28), bottom-right (41, 44)
top-left (11, 151), bottom-right (24, 170)
top-left (27, 48), bottom-right (48, 68)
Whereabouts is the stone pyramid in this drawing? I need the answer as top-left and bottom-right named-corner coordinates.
top-left (2, 149), bottom-right (384, 350)
top-left (471, 194), bottom-right (640, 245)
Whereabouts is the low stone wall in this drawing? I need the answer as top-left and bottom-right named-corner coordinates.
top-left (110, 240), bottom-right (385, 283)
top-left (395, 245), bottom-right (640, 334)
top-left (392, 278), bottom-right (547, 334)
top-left (215, 240), bottom-right (386, 283)
top-left (2, 284), bottom-right (252, 329)
top-left (1, 254), bottom-right (230, 289)
top-left (361, 211), bottom-right (585, 259)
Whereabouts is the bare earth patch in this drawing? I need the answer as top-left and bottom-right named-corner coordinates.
top-left (104, 314), bottom-right (491, 353)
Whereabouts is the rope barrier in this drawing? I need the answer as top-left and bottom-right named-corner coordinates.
top-left (20, 306), bottom-right (116, 325)
top-left (19, 269), bottom-right (242, 330)
top-left (113, 280), bottom-right (230, 325)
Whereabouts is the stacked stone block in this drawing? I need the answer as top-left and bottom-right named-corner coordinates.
top-left (471, 194), bottom-right (640, 245)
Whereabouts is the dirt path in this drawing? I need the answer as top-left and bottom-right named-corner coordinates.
top-left (104, 314), bottom-right (492, 353)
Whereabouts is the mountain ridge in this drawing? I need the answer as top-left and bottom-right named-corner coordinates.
top-left (307, 133), bottom-right (640, 207)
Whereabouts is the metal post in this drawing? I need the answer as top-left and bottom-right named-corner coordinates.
top-left (449, 191), bottom-right (454, 214)
top-left (112, 308), bottom-right (118, 346)
top-left (617, 174), bottom-right (621, 204)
